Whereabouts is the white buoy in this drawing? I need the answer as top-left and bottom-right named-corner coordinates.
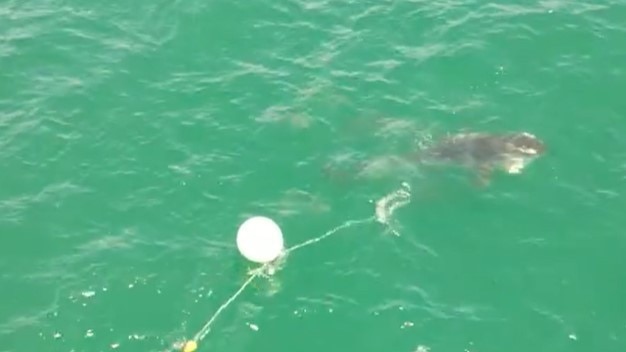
top-left (236, 216), bottom-right (284, 264)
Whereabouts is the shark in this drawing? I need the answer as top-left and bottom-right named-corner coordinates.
top-left (415, 131), bottom-right (546, 185)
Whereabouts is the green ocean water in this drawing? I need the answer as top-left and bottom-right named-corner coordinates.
top-left (1, 0), bottom-right (626, 351)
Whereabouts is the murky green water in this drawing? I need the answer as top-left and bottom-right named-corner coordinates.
top-left (1, 1), bottom-right (625, 351)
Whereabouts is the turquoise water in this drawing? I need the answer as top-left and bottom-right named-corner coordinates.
top-left (1, 1), bottom-right (625, 351)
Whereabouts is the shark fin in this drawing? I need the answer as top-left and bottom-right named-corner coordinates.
top-left (473, 163), bottom-right (493, 187)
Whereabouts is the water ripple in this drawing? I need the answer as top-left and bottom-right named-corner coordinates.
top-left (1, 0), bottom-right (625, 350)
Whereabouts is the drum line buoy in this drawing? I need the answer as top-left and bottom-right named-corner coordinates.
top-left (235, 216), bottom-right (285, 264)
